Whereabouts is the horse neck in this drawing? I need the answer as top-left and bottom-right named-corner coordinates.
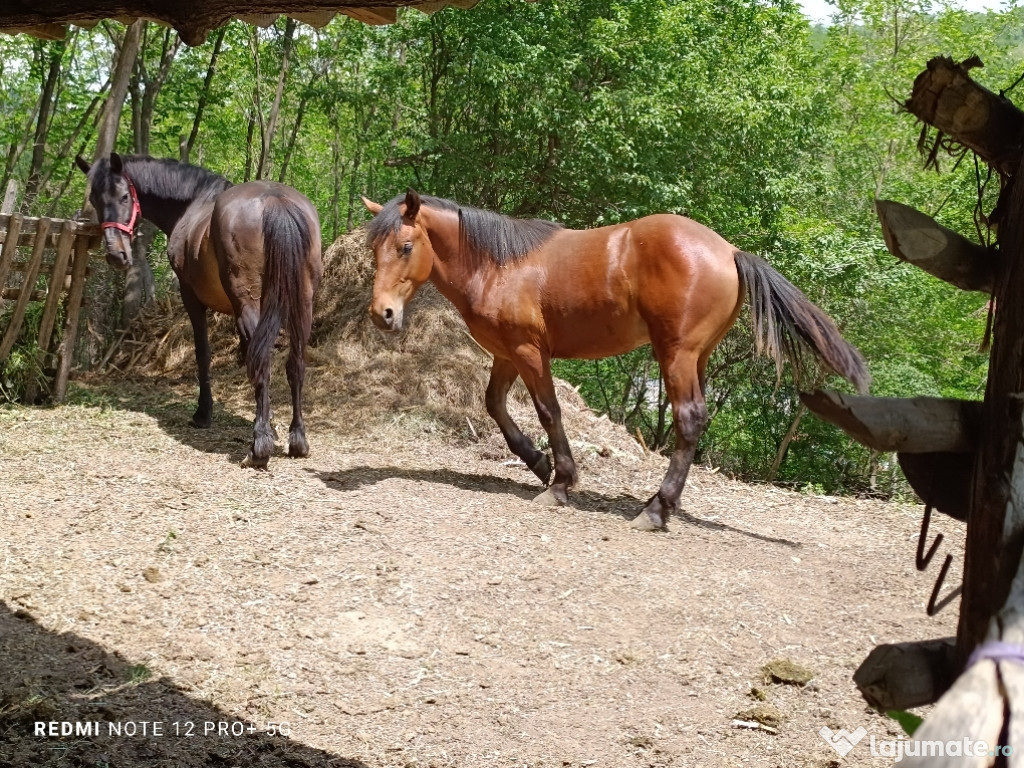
top-left (422, 206), bottom-right (495, 312)
top-left (121, 157), bottom-right (209, 236)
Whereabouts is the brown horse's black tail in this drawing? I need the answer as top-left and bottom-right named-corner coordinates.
top-left (246, 197), bottom-right (313, 386)
top-left (734, 251), bottom-right (870, 394)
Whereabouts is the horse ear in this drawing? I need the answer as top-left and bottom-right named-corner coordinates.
top-left (74, 155), bottom-right (91, 175)
top-left (361, 196), bottom-right (383, 215)
top-left (403, 188), bottom-right (421, 220)
top-left (110, 152), bottom-right (123, 174)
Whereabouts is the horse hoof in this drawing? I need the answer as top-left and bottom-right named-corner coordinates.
top-left (191, 414), bottom-right (211, 429)
top-left (630, 510), bottom-right (664, 532)
top-left (240, 453), bottom-right (269, 470)
top-left (533, 487), bottom-right (566, 507)
top-left (529, 454), bottom-right (552, 484)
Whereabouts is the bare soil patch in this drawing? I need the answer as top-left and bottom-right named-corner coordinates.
top-left (0, 233), bottom-right (964, 767)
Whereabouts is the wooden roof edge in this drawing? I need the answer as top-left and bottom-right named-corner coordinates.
top-left (0, 1), bottom-right (481, 44)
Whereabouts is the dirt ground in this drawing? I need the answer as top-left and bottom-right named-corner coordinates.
top-left (0, 235), bottom-right (966, 768)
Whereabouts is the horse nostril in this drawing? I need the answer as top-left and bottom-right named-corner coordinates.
top-left (383, 308), bottom-right (394, 323)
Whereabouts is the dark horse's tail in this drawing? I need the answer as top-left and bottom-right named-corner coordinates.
top-left (734, 251), bottom-right (870, 394)
top-left (245, 197), bottom-right (313, 387)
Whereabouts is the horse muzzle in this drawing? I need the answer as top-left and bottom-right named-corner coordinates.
top-left (102, 230), bottom-right (133, 270)
top-left (370, 302), bottom-right (403, 332)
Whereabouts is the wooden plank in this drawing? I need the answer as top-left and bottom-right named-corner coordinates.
top-left (1, 179), bottom-right (19, 214)
top-left (1004, 662), bottom-right (1024, 768)
top-left (876, 199), bottom-right (995, 293)
top-left (0, 214), bottom-right (24, 297)
top-left (53, 234), bottom-right (92, 403)
top-left (0, 218), bottom-right (51, 363)
top-left (898, 661), bottom-right (1004, 767)
top-left (339, 6), bottom-right (397, 24)
top-left (1, 288), bottom-right (47, 302)
top-left (800, 390), bottom-right (983, 453)
top-left (34, 219), bottom-right (76, 355)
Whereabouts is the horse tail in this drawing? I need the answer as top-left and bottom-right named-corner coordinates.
top-left (734, 251), bottom-right (870, 394)
top-left (245, 196), bottom-right (313, 386)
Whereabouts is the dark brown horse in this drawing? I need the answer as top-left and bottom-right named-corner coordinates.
top-left (362, 190), bottom-right (869, 530)
top-left (78, 153), bottom-right (323, 469)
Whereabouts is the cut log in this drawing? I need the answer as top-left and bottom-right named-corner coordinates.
top-left (906, 55), bottom-right (1024, 177)
top-left (799, 390), bottom-right (982, 453)
top-left (897, 452), bottom-right (972, 521)
top-left (853, 637), bottom-right (958, 710)
top-left (876, 199), bottom-right (996, 293)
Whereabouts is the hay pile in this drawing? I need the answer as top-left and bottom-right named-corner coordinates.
top-left (99, 228), bottom-right (646, 460)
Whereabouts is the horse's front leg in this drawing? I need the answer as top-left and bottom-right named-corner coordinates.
top-left (486, 357), bottom-right (551, 483)
top-left (179, 282), bottom-right (213, 428)
top-left (513, 347), bottom-right (577, 506)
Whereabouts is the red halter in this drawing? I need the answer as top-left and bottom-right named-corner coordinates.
top-left (100, 175), bottom-right (141, 240)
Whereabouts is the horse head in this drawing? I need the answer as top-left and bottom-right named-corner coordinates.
top-left (362, 188), bottom-right (435, 332)
top-left (76, 152), bottom-right (139, 270)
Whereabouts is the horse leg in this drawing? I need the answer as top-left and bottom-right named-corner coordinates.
top-left (631, 346), bottom-right (708, 531)
top-left (514, 348), bottom-right (577, 506)
top-left (180, 283), bottom-right (213, 428)
top-left (285, 296), bottom-right (313, 459)
top-left (235, 303), bottom-right (274, 470)
top-left (485, 357), bottom-right (551, 483)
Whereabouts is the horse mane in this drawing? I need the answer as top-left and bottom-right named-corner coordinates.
top-left (366, 194), bottom-right (563, 267)
top-left (92, 155), bottom-right (233, 203)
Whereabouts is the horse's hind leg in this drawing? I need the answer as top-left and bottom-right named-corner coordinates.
top-left (486, 357), bottom-right (551, 483)
top-left (631, 344), bottom-right (708, 531)
top-left (285, 299), bottom-right (313, 459)
top-left (180, 283), bottom-right (213, 428)
top-left (236, 302), bottom-right (275, 470)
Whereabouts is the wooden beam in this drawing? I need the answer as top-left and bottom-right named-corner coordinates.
top-left (53, 233), bottom-right (94, 403)
top-left (906, 55), bottom-right (1024, 177)
top-left (876, 199), bottom-right (996, 293)
top-left (897, 452), bottom-right (972, 521)
top-left (800, 390), bottom-right (982, 453)
top-left (853, 638), bottom-right (958, 710)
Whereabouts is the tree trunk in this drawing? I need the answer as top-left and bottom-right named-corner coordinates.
top-left (82, 20), bottom-right (143, 366)
top-left (23, 38), bottom-right (65, 209)
top-left (34, 77), bottom-right (108, 195)
top-left (87, 21), bottom-right (143, 190)
top-left (255, 18), bottom-right (296, 180)
top-left (767, 402), bottom-right (808, 483)
top-left (184, 25), bottom-right (226, 163)
top-left (122, 21), bottom-right (180, 326)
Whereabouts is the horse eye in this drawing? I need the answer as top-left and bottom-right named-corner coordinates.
top-left (120, 193), bottom-right (130, 203)
top-left (402, 242), bottom-right (412, 255)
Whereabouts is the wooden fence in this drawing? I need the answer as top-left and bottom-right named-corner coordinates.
top-left (0, 213), bottom-right (101, 403)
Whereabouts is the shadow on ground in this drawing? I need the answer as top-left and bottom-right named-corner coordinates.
top-left (311, 466), bottom-right (802, 548)
top-left (0, 601), bottom-right (369, 768)
top-left (68, 377), bottom-right (255, 465)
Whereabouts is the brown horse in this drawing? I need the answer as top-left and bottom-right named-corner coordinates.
top-left (77, 153), bottom-right (323, 469)
top-left (362, 190), bottom-right (869, 530)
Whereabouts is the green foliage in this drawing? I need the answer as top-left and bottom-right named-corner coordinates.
top-left (887, 709), bottom-right (924, 736)
top-left (0, 300), bottom-right (62, 404)
top-left (2, 0), bottom-right (1021, 494)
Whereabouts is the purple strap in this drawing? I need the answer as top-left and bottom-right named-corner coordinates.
top-left (967, 640), bottom-right (1024, 668)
